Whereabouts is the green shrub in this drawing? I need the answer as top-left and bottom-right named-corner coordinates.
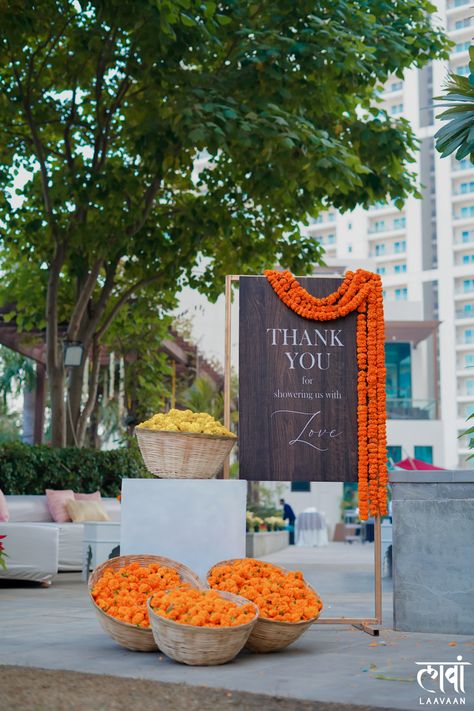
top-left (0, 442), bottom-right (149, 496)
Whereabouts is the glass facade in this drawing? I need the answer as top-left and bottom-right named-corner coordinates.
top-left (385, 343), bottom-right (412, 399)
top-left (414, 445), bottom-right (433, 464)
top-left (387, 445), bottom-right (402, 463)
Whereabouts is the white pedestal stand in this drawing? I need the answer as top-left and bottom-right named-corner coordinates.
top-left (120, 479), bottom-right (247, 579)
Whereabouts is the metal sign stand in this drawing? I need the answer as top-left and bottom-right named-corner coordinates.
top-left (223, 274), bottom-right (382, 636)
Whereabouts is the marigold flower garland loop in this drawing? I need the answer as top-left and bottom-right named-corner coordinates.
top-left (264, 268), bottom-right (387, 519)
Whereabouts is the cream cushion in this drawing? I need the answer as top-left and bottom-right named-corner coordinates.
top-left (66, 499), bottom-right (110, 523)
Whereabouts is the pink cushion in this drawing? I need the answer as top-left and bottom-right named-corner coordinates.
top-left (74, 491), bottom-right (101, 501)
top-left (45, 489), bottom-right (75, 523)
top-left (0, 489), bottom-right (9, 522)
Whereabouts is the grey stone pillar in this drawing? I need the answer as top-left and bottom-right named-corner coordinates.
top-left (390, 470), bottom-right (474, 635)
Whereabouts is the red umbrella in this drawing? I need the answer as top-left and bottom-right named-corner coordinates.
top-left (395, 457), bottom-right (445, 471)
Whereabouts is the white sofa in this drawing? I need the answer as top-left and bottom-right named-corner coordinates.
top-left (0, 495), bottom-right (121, 584)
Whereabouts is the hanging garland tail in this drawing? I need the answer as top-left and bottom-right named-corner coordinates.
top-left (264, 268), bottom-right (387, 520)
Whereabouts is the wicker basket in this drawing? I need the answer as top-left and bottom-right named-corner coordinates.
top-left (89, 554), bottom-right (205, 652)
top-left (147, 590), bottom-right (258, 665)
top-left (135, 428), bottom-right (236, 479)
top-left (207, 559), bottom-right (322, 653)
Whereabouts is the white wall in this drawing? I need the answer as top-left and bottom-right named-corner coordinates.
top-left (387, 419), bottom-right (444, 465)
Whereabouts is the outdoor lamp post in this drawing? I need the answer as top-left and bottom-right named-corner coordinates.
top-left (63, 341), bottom-right (84, 367)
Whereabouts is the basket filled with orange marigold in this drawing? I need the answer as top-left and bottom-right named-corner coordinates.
top-left (89, 554), bottom-right (205, 652)
top-left (147, 588), bottom-right (258, 665)
top-left (207, 558), bottom-right (323, 653)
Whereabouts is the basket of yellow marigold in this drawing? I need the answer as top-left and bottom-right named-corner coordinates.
top-left (207, 558), bottom-right (323, 653)
top-left (147, 588), bottom-right (258, 665)
top-left (89, 554), bottom-right (205, 652)
top-left (135, 409), bottom-right (237, 479)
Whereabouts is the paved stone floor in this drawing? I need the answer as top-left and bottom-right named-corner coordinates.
top-left (1, 544), bottom-right (473, 711)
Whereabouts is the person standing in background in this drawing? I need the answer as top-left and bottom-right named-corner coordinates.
top-left (280, 498), bottom-right (296, 545)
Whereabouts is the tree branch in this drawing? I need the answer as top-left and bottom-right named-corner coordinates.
top-left (126, 175), bottom-right (162, 237)
top-left (76, 337), bottom-right (102, 446)
top-left (46, 243), bottom-right (66, 372)
top-left (96, 271), bottom-right (165, 339)
top-left (64, 84), bottom-right (77, 169)
top-left (78, 260), bottom-right (119, 346)
top-left (67, 258), bottom-right (103, 341)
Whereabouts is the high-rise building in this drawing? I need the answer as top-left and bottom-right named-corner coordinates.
top-left (303, 0), bottom-right (474, 469)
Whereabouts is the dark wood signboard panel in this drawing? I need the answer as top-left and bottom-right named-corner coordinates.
top-left (239, 276), bottom-right (358, 482)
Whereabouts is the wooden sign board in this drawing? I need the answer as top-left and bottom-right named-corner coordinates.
top-left (239, 276), bottom-right (358, 482)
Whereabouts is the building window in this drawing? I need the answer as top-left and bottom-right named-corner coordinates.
top-left (393, 217), bottom-right (406, 229)
top-left (457, 159), bottom-right (471, 171)
top-left (394, 264), bottom-right (407, 273)
top-left (460, 181), bottom-right (474, 194)
top-left (462, 254), bottom-right (474, 264)
top-left (374, 220), bottom-right (385, 233)
top-left (455, 41), bottom-right (470, 54)
top-left (465, 328), bottom-right (474, 343)
top-left (464, 279), bottom-right (474, 292)
top-left (375, 243), bottom-right (385, 255)
top-left (395, 287), bottom-right (408, 301)
top-left (291, 482), bottom-right (311, 492)
top-left (457, 65), bottom-right (470, 77)
top-left (327, 233), bottom-right (335, 245)
top-left (465, 404), bottom-right (474, 417)
top-left (394, 240), bottom-right (406, 253)
top-left (390, 81), bottom-right (403, 92)
top-left (455, 18), bottom-right (472, 29)
top-left (348, 244), bottom-right (353, 253)
top-left (462, 230), bottom-right (472, 243)
top-left (328, 213), bottom-right (335, 222)
top-left (376, 267), bottom-right (386, 275)
top-left (391, 103), bottom-right (403, 115)
top-left (460, 206), bottom-right (474, 218)
top-left (465, 354), bottom-right (474, 367)
top-left (414, 446), bottom-right (433, 464)
top-left (387, 445), bottom-right (402, 463)
top-left (385, 342), bottom-right (412, 399)
top-left (466, 379), bottom-right (474, 395)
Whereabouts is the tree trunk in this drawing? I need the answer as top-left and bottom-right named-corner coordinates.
top-left (76, 338), bottom-right (102, 447)
top-left (46, 244), bottom-right (66, 447)
top-left (66, 357), bottom-right (88, 447)
top-left (49, 366), bottom-right (66, 446)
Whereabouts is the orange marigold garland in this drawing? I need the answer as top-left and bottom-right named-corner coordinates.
top-left (264, 268), bottom-right (387, 519)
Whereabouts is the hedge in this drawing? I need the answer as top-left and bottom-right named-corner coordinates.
top-left (0, 442), bottom-right (149, 496)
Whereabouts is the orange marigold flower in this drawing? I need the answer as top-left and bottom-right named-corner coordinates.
top-left (91, 563), bottom-right (187, 628)
top-left (208, 559), bottom-right (322, 622)
top-left (150, 588), bottom-right (256, 628)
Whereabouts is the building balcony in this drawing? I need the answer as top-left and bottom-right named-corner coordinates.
top-left (455, 289), bottom-right (474, 300)
top-left (447, 0), bottom-right (471, 13)
top-left (451, 191), bottom-right (474, 203)
top-left (456, 342), bottom-right (474, 351)
top-left (458, 391), bottom-right (474, 400)
top-left (387, 398), bottom-right (438, 420)
top-left (453, 239), bottom-right (474, 250)
top-left (371, 250), bottom-right (407, 262)
top-left (452, 214), bottom-right (474, 226)
top-left (367, 226), bottom-right (406, 239)
top-left (455, 309), bottom-right (474, 321)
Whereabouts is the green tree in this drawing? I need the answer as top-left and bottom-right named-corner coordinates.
top-left (0, 0), bottom-right (448, 446)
